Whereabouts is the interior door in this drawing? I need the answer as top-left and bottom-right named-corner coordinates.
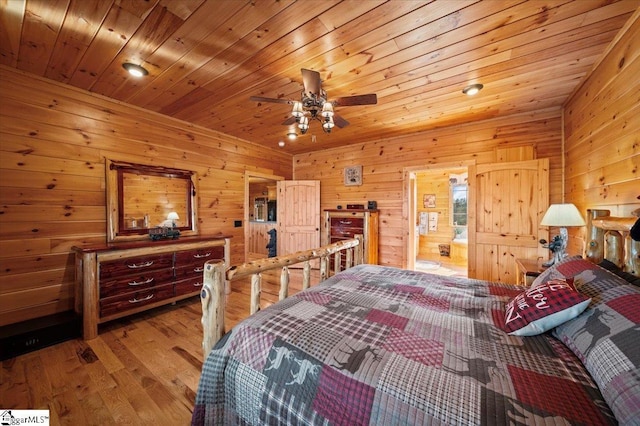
top-left (277, 180), bottom-right (320, 257)
top-left (468, 159), bottom-right (549, 283)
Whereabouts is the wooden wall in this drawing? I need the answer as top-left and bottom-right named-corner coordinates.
top-left (0, 66), bottom-right (292, 326)
top-left (294, 108), bottom-right (564, 268)
top-left (564, 11), bottom-right (640, 253)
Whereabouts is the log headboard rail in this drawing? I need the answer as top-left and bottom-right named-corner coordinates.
top-left (200, 235), bottom-right (364, 359)
top-left (585, 209), bottom-right (639, 277)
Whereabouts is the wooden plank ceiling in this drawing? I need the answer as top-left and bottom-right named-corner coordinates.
top-left (1, 0), bottom-right (637, 155)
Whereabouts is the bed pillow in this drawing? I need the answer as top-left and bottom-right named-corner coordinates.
top-left (553, 271), bottom-right (640, 424)
top-left (503, 278), bottom-right (591, 336)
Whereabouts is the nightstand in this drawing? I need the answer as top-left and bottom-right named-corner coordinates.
top-left (515, 258), bottom-right (548, 286)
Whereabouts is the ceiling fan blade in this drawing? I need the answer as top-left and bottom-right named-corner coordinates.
top-left (333, 114), bottom-right (349, 128)
top-left (250, 96), bottom-right (293, 105)
top-left (332, 94), bottom-right (377, 106)
top-left (301, 68), bottom-right (321, 96)
top-left (281, 116), bottom-right (297, 125)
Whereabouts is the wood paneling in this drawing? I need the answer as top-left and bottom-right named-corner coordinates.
top-left (0, 1), bottom-right (636, 155)
top-left (294, 108), bottom-right (563, 268)
top-left (0, 66), bottom-right (292, 326)
top-left (564, 10), bottom-right (640, 254)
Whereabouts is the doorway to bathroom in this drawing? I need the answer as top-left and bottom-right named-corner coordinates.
top-left (406, 164), bottom-right (470, 278)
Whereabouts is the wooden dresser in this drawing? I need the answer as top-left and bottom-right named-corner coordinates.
top-left (73, 235), bottom-right (230, 340)
top-left (324, 209), bottom-right (379, 264)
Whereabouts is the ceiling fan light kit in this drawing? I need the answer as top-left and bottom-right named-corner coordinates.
top-left (321, 103), bottom-right (334, 118)
top-left (298, 116), bottom-right (310, 133)
top-left (322, 116), bottom-right (335, 133)
top-left (251, 68), bottom-right (377, 137)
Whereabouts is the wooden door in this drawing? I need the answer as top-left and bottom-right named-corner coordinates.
top-left (277, 180), bottom-right (320, 257)
top-left (468, 159), bottom-right (549, 283)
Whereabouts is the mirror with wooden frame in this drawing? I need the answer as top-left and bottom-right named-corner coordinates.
top-left (106, 159), bottom-right (198, 242)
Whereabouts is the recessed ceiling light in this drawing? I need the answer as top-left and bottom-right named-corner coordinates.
top-left (462, 83), bottom-right (483, 96)
top-left (278, 141), bottom-right (285, 147)
top-left (122, 63), bottom-right (148, 77)
top-left (287, 132), bottom-right (297, 140)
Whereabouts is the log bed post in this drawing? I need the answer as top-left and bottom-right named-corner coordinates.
top-left (585, 209), bottom-right (610, 263)
top-left (587, 209), bottom-right (640, 276)
top-left (302, 260), bottom-right (311, 290)
top-left (279, 266), bottom-right (290, 301)
top-left (201, 261), bottom-right (226, 359)
top-left (250, 273), bottom-right (261, 315)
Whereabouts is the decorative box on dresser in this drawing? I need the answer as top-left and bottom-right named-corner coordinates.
top-left (324, 209), bottom-right (379, 264)
top-left (73, 235), bottom-right (230, 340)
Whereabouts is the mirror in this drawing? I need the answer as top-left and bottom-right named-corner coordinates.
top-left (106, 159), bottom-right (198, 242)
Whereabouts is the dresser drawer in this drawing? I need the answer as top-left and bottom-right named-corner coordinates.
top-left (174, 263), bottom-right (205, 280)
top-left (99, 267), bottom-right (175, 298)
top-left (175, 276), bottom-right (204, 297)
top-left (100, 253), bottom-right (173, 279)
top-left (99, 283), bottom-right (175, 318)
top-left (330, 217), bottom-right (364, 238)
top-left (330, 217), bottom-right (364, 230)
top-left (175, 246), bottom-right (224, 267)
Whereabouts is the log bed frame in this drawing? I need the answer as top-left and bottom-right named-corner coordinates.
top-left (200, 235), bottom-right (364, 358)
top-left (200, 209), bottom-right (639, 359)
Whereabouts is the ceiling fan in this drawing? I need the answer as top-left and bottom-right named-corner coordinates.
top-left (250, 68), bottom-right (377, 134)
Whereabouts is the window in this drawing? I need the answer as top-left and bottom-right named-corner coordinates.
top-left (451, 184), bottom-right (468, 239)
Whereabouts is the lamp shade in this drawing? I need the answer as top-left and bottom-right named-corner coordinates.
top-left (167, 211), bottom-right (180, 221)
top-left (291, 102), bottom-right (304, 118)
top-left (540, 204), bottom-right (585, 227)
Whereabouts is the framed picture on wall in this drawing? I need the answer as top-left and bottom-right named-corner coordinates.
top-left (344, 165), bottom-right (363, 186)
top-left (423, 194), bottom-right (436, 208)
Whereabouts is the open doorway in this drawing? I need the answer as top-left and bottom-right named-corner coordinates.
top-left (405, 164), bottom-right (471, 278)
top-left (245, 171), bottom-right (283, 262)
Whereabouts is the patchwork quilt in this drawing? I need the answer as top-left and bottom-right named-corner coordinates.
top-left (192, 264), bottom-right (617, 425)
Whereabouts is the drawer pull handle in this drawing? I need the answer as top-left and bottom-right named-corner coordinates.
top-left (127, 260), bottom-right (154, 269)
top-left (193, 282), bottom-right (203, 287)
top-left (129, 294), bottom-right (154, 303)
top-left (193, 267), bottom-right (204, 273)
top-left (193, 252), bottom-right (211, 259)
top-left (128, 277), bottom-right (154, 286)
top-left (339, 220), bottom-right (352, 225)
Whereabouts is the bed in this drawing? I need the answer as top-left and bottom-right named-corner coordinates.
top-left (192, 209), bottom-right (639, 425)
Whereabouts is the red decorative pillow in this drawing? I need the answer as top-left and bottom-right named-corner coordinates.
top-left (504, 278), bottom-right (591, 336)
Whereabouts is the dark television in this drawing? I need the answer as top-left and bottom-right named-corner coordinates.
top-left (267, 201), bottom-right (277, 222)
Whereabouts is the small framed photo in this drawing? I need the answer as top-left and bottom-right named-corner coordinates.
top-left (423, 194), bottom-right (436, 208)
top-left (344, 165), bottom-right (363, 186)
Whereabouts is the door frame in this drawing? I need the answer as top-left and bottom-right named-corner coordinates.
top-left (402, 160), bottom-right (476, 270)
top-left (244, 171), bottom-right (284, 262)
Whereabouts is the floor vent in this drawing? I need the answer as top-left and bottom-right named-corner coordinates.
top-left (0, 312), bottom-right (81, 361)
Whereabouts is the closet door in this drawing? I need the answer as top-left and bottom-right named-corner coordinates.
top-left (468, 159), bottom-right (549, 283)
top-left (276, 180), bottom-right (320, 257)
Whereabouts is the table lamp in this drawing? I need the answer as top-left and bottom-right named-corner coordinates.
top-left (540, 203), bottom-right (586, 266)
top-left (167, 211), bottom-right (180, 228)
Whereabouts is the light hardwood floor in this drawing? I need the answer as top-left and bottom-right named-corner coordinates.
top-left (0, 272), bottom-right (300, 425)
